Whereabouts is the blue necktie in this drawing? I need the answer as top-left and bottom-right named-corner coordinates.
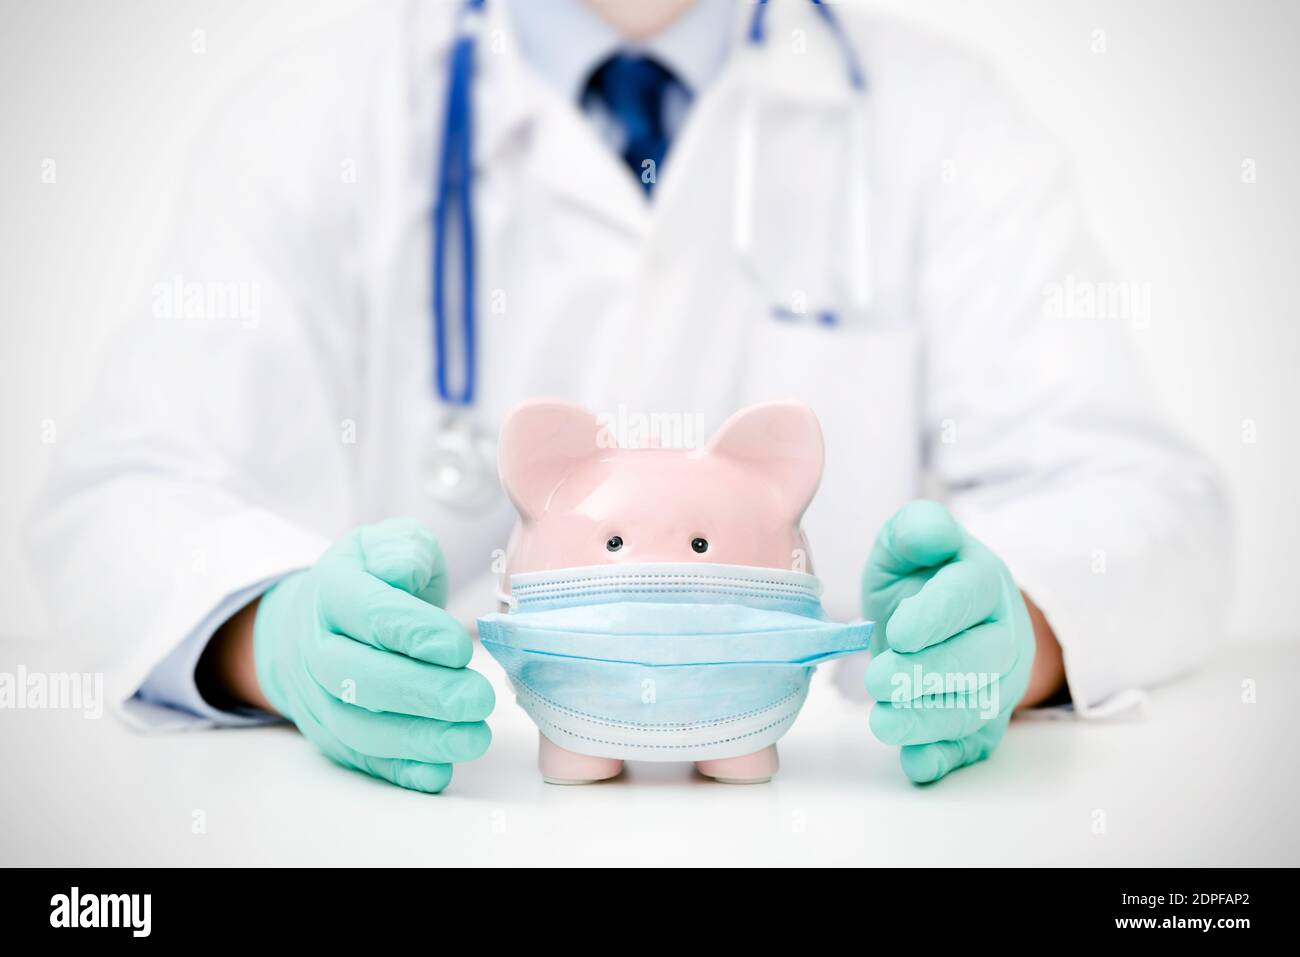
top-left (583, 53), bottom-right (687, 195)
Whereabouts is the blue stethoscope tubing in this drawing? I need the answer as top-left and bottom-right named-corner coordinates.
top-left (748, 0), bottom-right (866, 91)
top-left (431, 0), bottom-right (484, 407)
top-left (429, 0), bottom-right (866, 411)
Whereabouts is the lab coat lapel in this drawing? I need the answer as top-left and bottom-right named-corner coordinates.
top-left (475, 0), bottom-right (855, 245)
top-left (649, 0), bottom-right (858, 239)
top-left (526, 92), bottom-right (652, 238)
top-left (744, 0), bottom-right (859, 107)
top-left (473, 0), bottom-right (650, 238)
top-left (596, 0), bottom-right (867, 421)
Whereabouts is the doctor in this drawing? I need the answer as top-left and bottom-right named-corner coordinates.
top-left (27, 0), bottom-right (1228, 790)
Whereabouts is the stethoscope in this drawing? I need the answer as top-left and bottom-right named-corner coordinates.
top-left (423, 0), bottom-right (868, 511)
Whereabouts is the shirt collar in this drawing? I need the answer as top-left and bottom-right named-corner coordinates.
top-left (504, 0), bottom-right (736, 101)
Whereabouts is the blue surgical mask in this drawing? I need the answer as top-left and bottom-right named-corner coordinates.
top-left (477, 563), bottom-right (873, 762)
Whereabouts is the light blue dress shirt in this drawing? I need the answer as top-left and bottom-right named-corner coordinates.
top-left (138, 0), bottom-right (737, 724)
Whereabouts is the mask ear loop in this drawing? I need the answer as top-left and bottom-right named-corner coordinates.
top-left (495, 585), bottom-right (518, 611)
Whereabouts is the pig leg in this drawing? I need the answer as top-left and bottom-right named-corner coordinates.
top-left (695, 745), bottom-right (779, 784)
top-left (538, 733), bottom-right (624, 785)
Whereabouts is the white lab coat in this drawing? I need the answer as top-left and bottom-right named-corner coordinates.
top-left (26, 0), bottom-right (1229, 727)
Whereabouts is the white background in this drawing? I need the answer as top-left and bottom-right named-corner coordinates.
top-left (1, 0), bottom-right (1297, 642)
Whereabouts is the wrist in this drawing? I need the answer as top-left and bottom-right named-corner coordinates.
top-left (196, 595), bottom-right (277, 715)
top-left (1016, 590), bottom-right (1066, 710)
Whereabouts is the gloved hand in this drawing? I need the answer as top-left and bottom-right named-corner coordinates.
top-left (861, 500), bottom-right (1035, 784)
top-left (253, 517), bottom-right (494, 793)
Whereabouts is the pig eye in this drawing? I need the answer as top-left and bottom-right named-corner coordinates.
top-left (606, 535), bottom-right (624, 552)
top-left (691, 537), bottom-right (709, 554)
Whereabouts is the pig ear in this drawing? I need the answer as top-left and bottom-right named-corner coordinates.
top-left (703, 401), bottom-right (824, 519)
top-left (497, 400), bottom-right (607, 520)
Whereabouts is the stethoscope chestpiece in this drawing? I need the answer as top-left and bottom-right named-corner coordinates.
top-left (421, 411), bottom-right (501, 513)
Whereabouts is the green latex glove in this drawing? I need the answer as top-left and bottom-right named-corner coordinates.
top-left (862, 500), bottom-right (1035, 784)
top-left (254, 518), bottom-right (494, 793)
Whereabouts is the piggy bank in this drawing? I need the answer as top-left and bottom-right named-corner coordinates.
top-left (481, 399), bottom-right (866, 785)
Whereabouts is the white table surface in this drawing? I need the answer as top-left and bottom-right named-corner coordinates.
top-left (2, 639), bottom-right (1296, 867)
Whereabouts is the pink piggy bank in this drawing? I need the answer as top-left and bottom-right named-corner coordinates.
top-left (494, 399), bottom-right (825, 785)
